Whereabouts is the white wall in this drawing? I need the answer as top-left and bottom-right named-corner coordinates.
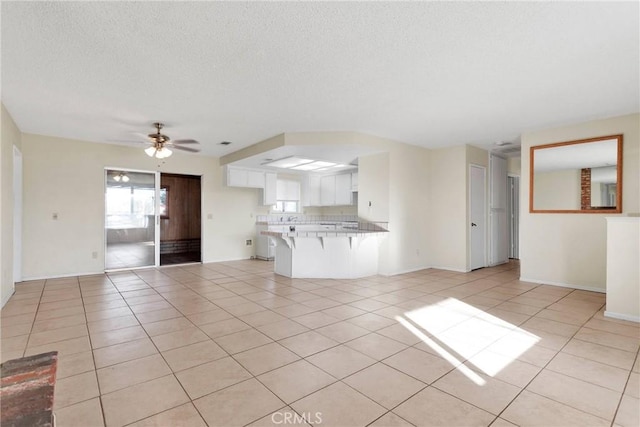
top-left (605, 218), bottom-right (640, 322)
top-left (21, 133), bottom-right (262, 279)
top-left (1, 104), bottom-right (22, 306)
top-left (521, 113), bottom-right (640, 291)
top-left (385, 144), bottom-right (431, 275)
top-left (508, 157), bottom-right (521, 176)
top-left (358, 152), bottom-right (390, 223)
top-left (428, 146), bottom-right (467, 271)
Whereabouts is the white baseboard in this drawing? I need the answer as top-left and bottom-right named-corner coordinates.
top-left (382, 265), bottom-right (471, 276)
top-left (202, 256), bottom-right (253, 264)
top-left (1, 289), bottom-right (15, 308)
top-left (429, 266), bottom-right (470, 273)
top-left (381, 265), bottom-right (433, 277)
top-left (20, 258), bottom-right (253, 281)
top-left (519, 277), bottom-right (606, 294)
top-left (604, 310), bottom-right (640, 323)
top-left (20, 270), bottom-right (107, 282)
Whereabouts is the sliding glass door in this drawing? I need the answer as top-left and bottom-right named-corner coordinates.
top-left (105, 170), bottom-right (158, 270)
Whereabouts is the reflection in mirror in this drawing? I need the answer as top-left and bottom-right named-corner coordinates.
top-left (530, 135), bottom-right (622, 213)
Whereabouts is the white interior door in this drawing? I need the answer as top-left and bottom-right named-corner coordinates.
top-left (469, 165), bottom-right (487, 270)
top-left (490, 154), bottom-right (509, 266)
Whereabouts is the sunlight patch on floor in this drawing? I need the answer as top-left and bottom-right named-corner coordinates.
top-left (397, 298), bottom-right (539, 384)
top-left (395, 315), bottom-right (487, 386)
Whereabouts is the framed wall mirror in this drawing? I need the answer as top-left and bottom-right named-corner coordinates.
top-left (530, 134), bottom-right (623, 213)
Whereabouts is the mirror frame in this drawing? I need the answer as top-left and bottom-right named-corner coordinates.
top-left (530, 134), bottom-right (623, 214)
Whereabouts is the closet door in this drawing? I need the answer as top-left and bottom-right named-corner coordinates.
top-left (469, 165), bottom-right (487, 270)
top-left (489, 155), bottom-right (509, 266)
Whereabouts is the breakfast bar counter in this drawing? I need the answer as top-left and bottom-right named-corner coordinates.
top-left (257, 216), bottom-right (388, 279)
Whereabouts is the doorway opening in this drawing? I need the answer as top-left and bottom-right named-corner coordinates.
top-left (105, 170), bottom-right (157, 270)
top-left (507, 175), bottom-right (520, 259)
top-left (159, 173), bottom-right (202, 266)
top-left (105, 170), bottom-right (202, 270)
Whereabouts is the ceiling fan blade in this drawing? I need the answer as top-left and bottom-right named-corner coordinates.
top-left (172, 139), bottom-right (199, 145)
top-left (172, 145), bottom-right (200, 153)
top-left (133, 132), bottom-right (152, 141)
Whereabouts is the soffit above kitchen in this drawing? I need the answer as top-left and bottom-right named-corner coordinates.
top-left (225, 144), bottom-right (379, 174)
top-left (1, 2), bottom-right (638, 157)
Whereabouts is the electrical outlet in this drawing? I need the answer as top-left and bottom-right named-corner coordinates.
top-left (92, 251), bottom-right (98, 259)
top-left (207, 214), bottom-right (213, 220)
top-left (246, 239), bottom-right (253, 246)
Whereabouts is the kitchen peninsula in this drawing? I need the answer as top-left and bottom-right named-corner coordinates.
top-left (256, 215), bottom-right (388, 278)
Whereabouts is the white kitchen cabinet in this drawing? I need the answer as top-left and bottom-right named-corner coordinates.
top-left (227, 167), bottom-right (248, 187)
top-left (320, 175), bottom-right (336, 206)
top-left (226, 166), bottom-right (265, 188)
top-left (304, 175), bottom-right (322, 206)
top-left (263, 172), bottom-right (277, 205)
top-left (226, 166), bottom-right (276, 205)
top-left (247, 170), bottom-right (266, 188)
top-left (335, 173), bottom-right (352, 205)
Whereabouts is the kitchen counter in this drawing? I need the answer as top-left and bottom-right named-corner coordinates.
top-left (256, 215), bottom-right (388, 279)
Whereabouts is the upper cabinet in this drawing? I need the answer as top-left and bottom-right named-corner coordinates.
top-left (306, 175), bottom-right (321, 206)
top-left (227, 165), bottom-right (357, 208)
top-left (225, 166), bottom-right (276, 206)
top-left (304, 172), bottom-right (354, 207)
top-left (320, 175), bottom-right (336, 205)
top-left (227, 166), bottom-right (265, 188)
top-left (335, 173), bottom-right (352, 205)
top-left (263, 172), bottom-right (277, 206)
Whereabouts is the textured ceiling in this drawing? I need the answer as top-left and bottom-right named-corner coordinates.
top-left (2, 2), bottom-right (638, 157)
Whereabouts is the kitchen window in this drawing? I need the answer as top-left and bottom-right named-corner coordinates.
top-left (273, 179), bottom-right (301, 213)
top-left (273, 200), bottom-right (299, 213)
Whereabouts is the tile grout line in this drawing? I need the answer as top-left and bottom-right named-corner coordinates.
top-left (7, 260), bottom-right (637, 427)
top-left (609, 346), bottom-right (640, 427)
top-left (78, 275), bottom-right (108, 427)
top-left (489, 299), bottom-right (616, 425)
top-left (18, 279), bottom-right (46, 357)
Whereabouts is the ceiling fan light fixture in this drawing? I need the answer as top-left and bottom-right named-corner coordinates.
top-left (156, 147), bottom-right (172, 159)
top-left (140, 122), bottom-right (199, 158)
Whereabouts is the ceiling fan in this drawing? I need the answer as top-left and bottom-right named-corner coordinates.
top-left (141, 122), bottom-right (200, 159)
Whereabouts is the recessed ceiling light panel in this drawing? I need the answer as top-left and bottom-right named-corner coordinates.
top-left (291, 160), bottom-right (336, 171)
top-left (263, 156), bottom-right (315, 169)
top-left (261, 156), bottom-right (356, 172)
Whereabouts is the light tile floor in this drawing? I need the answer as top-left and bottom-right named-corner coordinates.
top-left (1, 260), bottom-right (638, 427)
